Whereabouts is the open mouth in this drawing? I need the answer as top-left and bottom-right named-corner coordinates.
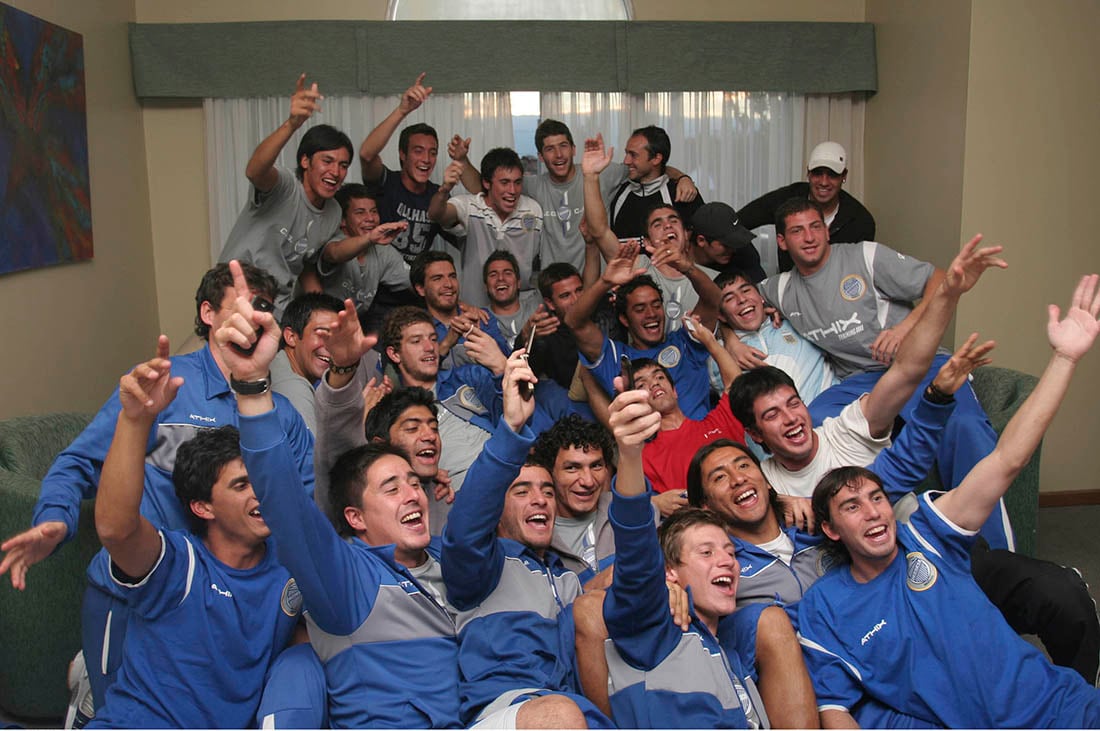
top-left (733, 487), bottom-right (757, 506)
top-left (865, 525), bottom-right (889, 541)
top-left (711, 575), bottom-right (736, 594)
top-left (784, 425), bottom-right (807, 444)
top-left (525, 513), bottom-right (550, 528)
top-left (400, 511), bottom-right (424, 527)
top-left (248, 507), bottom-right (262, 519)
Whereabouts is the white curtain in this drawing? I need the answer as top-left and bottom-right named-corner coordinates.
top-left (203, 93), bottom-right (514, 263)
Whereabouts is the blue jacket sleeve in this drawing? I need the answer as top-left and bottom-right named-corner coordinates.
top-left (273, 392), bottom-right (316, 498)
top-left (440, 420), bottom-right (534, 610)
top-left (33, 388), bottom-right (132, 541)
top-left (871, 394), bottom-right (955, 501)
top-left (603, 481), bottom-right (681, 670)
top-left (239, 405), bottom-right (378, 635)
top-left (480, 312), bottom-right (515, 357)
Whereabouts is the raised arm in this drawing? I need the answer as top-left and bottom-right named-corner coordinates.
top-left (320, 222), bottom-right (408, 266)
top-left (869, 267), bottom-right (946, 365)
top-left (428, 160), bottom-right (463, 228)
top-left (689, 316), bottom-right (741, 389)
top-left (649, 244), bottom-right (722, 330)
top-left (566, 240), bottom-right (646, 361)
top-left (440, 351), bottom-right (536, 609)
top-left (581, 134), bottom-right (624, 262)
top-left (96, 337), bottom-right (184, 580)
top-left (246, 74), bottom-right (322, 193)
top-left (359, 72), bottom-right (432, 185)
top-left (935, 274), bottom-right (1100, 531)
top-left (861, 234), bottom-right (1006, 438)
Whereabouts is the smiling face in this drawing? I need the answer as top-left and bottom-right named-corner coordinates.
top-left (300, 147), bottom-right (352, 207)
top-left (544, 275), bottom-right (584, 318)
top-left (644, 206), bottom-right (685, 253)
top-left (747, 385), bottom-right (818, 470)
top-left (284, 309), bottom-right (338, 381)
top-left (497, 465), bottom-right (557, 554)
top-left (552, 446), bottom-right (609, 519)
top-left (386, 405), bottom-right (440, 480)
top-left (820, 476), bottom-right (897, 581)
top-left (698, 445), bottom-right (776, 537)
top-left (619, 285), bottom-right (666, 349)
top-left (388, 321), bottom-right (440, 388)
top-left (484, 166), bottom-right (524, 219)
top-left (624, 134), bottom-right (658, 182)
top-left (354, 453), bottom-right (431, 566)
top-left (777, 208), bottom-right (830, 276)
top-left (342, 196), bottom-right (381, 237)
top-left (719, 276), bottom-right (767, 332)
top-left (538, 133), bottom-right (576, 184)
top-left (485, 259), bottom-right (520, 309)
top-left (665, 523), bottom-right (739, 632)
top-left (416, 260), bottom-right (459, 315)
top-left (399, 132), bottom-right (439, 189)
top-left (807, 166), bottom-right (846, 209)
top-left (197, 457), bottom-right (271, 546)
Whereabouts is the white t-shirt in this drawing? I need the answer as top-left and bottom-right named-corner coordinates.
top-left (762, 398), bottom-right (890, 498)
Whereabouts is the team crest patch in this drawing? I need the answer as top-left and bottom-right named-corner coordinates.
top-left (457, 385), bottom-right (487, 413)
top-left (839, 274), bottom-right (866, 302)
top-left (281, 578), bottom-right (303, 617)
top-left (905, 552), bottom-right (938, 591)
top-left (521, 213), bottom-right (538, 231)
top-left (656, 345), bottom-right (681, 368)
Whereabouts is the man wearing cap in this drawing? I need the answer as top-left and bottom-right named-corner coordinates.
top-left (689, 202), bottom-right (767, 283)
top-left (738, 141), bottom-right (875, 273)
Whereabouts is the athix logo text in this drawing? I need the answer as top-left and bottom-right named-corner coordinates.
top-left (860, 619), bottom-right (887, 646)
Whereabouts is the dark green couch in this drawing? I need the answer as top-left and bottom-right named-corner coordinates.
top-left (0, 413), bottom-right (96, 723)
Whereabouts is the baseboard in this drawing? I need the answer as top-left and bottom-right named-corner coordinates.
top-left (1039, 490), bottom-right (1100, 507)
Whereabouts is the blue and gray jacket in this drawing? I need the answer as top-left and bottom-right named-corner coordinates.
top-left (240, 407), bottom-right (461, 729)
top-left (604, 486), bottom-right (767, 729)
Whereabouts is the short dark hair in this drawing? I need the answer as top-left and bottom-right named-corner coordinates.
top-left (480, 147), bottom-right (523, 186)
top-left (173, 426), bottom-right (242, 537)
top-left (409, 250), bottom-right (455, 291)
top-left (335, 183), bottom-right (379, 217)
top-left (631, 125), bottom-right (671, 171)
top-left (399, 123), bottom-right (439, 155)
top-left (328, 442), bottom-right (412, 537)
top-left (812, 466), bottom-right (886, 564)
top-left (537, 263), bottom-right (582, 299)
top-left (530, 415), bottom-right (615, 474)
top-left (658, 507), bottom-right (730, 566)
top-left (295, 124), bottom-right (353, 180)
top-left (364, 387), bottom-right (438, 441)
top-left (632, 357), bottom-right (673, 386)
top-left (686, 438), bottom-right (761, 509)
top-left (727, 366), bottom-right (799, 431)
top-left (714, 269), bottom-right (757, 291)
top-left (483, 250), bottom-right (519, 283)
top-left (280, 292), bottom-right (343, 348)
top-left (615, 274), bottom-right (664, 319)
top-left (535, 119), bottom-right (574, 152)
top-left (774, 197), bottom-right (824, 236)
top-left (382, 305), bottom-right (435, 354)
top-left (194, 262), bottom-right (279, 339)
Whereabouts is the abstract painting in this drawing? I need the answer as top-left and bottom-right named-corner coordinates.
top-left (0, 3), bottom-right (92, 275)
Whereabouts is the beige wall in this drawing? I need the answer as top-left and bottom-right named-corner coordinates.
top-left (956, 0), bottom-right (1100, 492)
top-left (0, 0), bottom-right (158, 418)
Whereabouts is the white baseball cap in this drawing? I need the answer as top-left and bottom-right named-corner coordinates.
top-left (807, 142), bottom-right (847, 175)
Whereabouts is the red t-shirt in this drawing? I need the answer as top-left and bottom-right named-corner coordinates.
top-left (643, 393), bottom-right (746, 493)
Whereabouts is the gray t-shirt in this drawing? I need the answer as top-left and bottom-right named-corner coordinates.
top-left (218, 167), bottom-right (342, 316)
top-left (317, 236), bottom-right (411, 312)
top-left (523, 162), bottom-right (628, 271)
top-left (638, 253), bottom-right (719, 333)
top-left (553, 513), bottom-right (600, 573)
top-left (759, 242), bottom-right (933, 378)
top-left (269, 350), bottom-right (317, 433)
top-left (492, 290), bottom-right (543, 349)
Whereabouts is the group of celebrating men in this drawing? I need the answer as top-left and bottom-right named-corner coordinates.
top-left (4, 71), bottom-right (1100, 729)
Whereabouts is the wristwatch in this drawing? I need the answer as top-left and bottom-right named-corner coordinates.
top-left (230, 374), bottom-right (271, 396)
